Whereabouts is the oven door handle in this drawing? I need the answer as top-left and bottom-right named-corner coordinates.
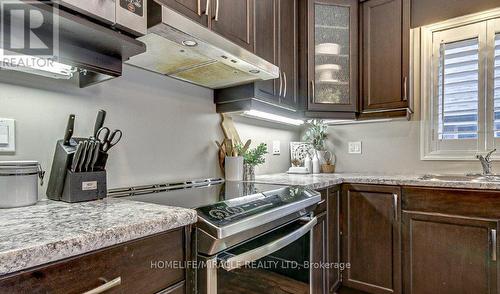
top-left (218, 216), bottom-right (318, 271)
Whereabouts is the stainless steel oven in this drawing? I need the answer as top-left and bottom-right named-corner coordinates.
top-left (110, 180), bottom-right (321, 294)
top-left (198, 215), bottom-right (317, 294)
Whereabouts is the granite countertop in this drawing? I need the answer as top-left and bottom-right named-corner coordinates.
top-left (0, 198), bottom-right (197, 276)
top-left (254, 173), bottom-right (500, 190)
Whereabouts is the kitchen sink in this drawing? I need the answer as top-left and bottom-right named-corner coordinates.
top-left (418, 174), bottom-right (500, 182)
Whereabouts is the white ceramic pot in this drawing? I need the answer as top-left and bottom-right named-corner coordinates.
top-left (225, 157), bottom-right (244, 181)
top-left (0, 161), bottom-right (44, 208)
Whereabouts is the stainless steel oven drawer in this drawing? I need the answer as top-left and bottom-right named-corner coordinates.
top-left (55, 0), bottom-right (146, 36)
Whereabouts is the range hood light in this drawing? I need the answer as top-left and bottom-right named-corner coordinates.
top-left (0, 54), bottom-right (77, 80)
top-left (249, 69), bottom-right (260, 74)
top-left (243, 110), bottom-right (304, 126)
top-left (182, 40), bottom-right (198, 47)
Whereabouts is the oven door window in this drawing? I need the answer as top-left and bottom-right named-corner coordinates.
top-left (217, 219), bottom-right (313, 294)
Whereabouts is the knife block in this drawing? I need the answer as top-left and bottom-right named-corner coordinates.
top-left (46, 138), bottom-right (82, 201)
top-left (61, 170), bottom-right (107, 203)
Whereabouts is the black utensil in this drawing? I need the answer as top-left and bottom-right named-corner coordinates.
top-left (71, 142), bottom-right (84, 172)
top-left (78, 141), bottom-right (89, 172)
top-left (96, 127), bottom-right (123, 152)
top-left (93, 110), bottom-right (107, 138)
top-left (90, 142), bottom-right (101, 171)
top-left (63, 114), bottom-right (75, 146)
top-left (84, 141), bottom-right (96, 172)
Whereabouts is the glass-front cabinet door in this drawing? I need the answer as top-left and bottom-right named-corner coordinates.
top-left (307, 0), bottom-right (358, 113)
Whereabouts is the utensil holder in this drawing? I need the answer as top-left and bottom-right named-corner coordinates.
top-left (61, 170), bottom-right (107, 203)
top-left (225, 156), bottom-right (244, 181)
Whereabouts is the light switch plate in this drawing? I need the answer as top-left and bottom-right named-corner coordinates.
top-left (348, 141), bottom-right (362, 154)
top-left (272, 140), bottom-right (281, 155)
top-left (0, 118), bottom-right (15, 153)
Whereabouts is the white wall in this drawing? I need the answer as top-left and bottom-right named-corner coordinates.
top-left (327, 119), bottom-right (500, 175)
top-left (0, 65), bottom-right (298, 197)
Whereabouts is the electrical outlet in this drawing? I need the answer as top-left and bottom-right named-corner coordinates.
top-left (348, 141), bottom-right (362, 154)
top-left (0, 118), bottom-right (15, 153)
top-left (272, 140), bottom-right (281, 155)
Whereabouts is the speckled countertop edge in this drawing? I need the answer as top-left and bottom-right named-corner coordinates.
top-left (0, 198), bottom-right (197, 276)
top-left (254, 173), bottom-right (500, 190)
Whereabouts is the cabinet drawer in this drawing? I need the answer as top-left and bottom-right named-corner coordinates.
top-left (0, 229), bottom-right (186, 294)
top-left (403, 187), bottom-right (500, 219)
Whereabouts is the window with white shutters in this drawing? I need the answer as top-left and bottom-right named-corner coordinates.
top-left (421, 12), bottom-right (500, 160)
top-left (438, 38), bottom-right (479, 140)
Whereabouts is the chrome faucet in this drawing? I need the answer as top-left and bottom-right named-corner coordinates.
top-left (477, 149), bottom-right (496, 175)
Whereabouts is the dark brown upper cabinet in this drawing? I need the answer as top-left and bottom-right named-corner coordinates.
top-left (252, 0), bottom-right (299, 107)
top-left (214, 0), bottom-right (299, 114)
top-left (159, 0), bottom-right (255, 52)
top-left (359, 0), bottom-right (411, 119)
top-left (341, 184), bottom-right (402, 294)
top-left (210, 0), bottom-right (255, 52)
top-left (159, 0), bottom-right (209, 25)
top-left (300, 0), bottom-right (359, 118)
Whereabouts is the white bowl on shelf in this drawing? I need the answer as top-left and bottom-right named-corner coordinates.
top-left (315, 64), bottom-right (341, 81)
top-left (315, 43), bottom-right (340, 55)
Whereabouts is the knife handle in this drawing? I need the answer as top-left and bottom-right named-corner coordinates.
top-left (63, 114), bottom-right (75, 146)
top-left (93, 110), bottom-right (107, 138)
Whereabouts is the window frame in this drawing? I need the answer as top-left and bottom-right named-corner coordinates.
top-left (420, 9), bottom-right (500, 160)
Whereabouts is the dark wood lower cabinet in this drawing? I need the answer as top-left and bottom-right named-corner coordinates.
top-left (0, 228), bottom-right (189, 294)
top-left (328, 186), bottom-right (341, 293)
top-left (341, 184), bottom-right (401, 294)
top-left (313, 211), bottom-right (329, 294)
top-left (402, 212), bottom-right (498, 294)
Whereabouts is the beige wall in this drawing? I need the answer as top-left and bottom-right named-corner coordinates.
top-left (0, 65), bottom-right (298, 198)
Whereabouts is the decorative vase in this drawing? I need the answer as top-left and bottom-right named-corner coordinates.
top-left (243, 164), bottom-right (255, 181)
top-left (225, 156), bottom-right (244, 181)
top-left (312, 152), bottom-right (320, 174)
top-left (316, 150), bottom-right (329, 165)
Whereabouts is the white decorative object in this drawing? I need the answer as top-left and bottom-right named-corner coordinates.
top-left (304, 154), bottom-right (312, 174)
top-left (312, 153), bottom-right (320, 174)
top-left (225, 157), bottom-right (244, 181)
top-left (315, 64), bottom-right (341, 82)
top-left (290, 142), bottom-right (314, 165)
top-left (287, 167), bottom-right (311, 174)
top-left (315, 43), bottom-right (340, 55)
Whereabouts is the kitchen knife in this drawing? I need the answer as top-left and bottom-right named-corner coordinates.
top-left (63, 114), bottom-right (75, 146)
top-left (93, 110), bottom-right (107, 138)
top-left (90, 142), bottom-right (101, 171)
top-left (77, 141), bottom-right (89, 173)
top-left (84, 141), bottom-right (95, 172)
top-left (71, 142), bottom-right (84, 173)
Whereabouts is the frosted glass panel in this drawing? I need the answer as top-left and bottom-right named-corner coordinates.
top-left (314, 3), bottom-right (350, 104)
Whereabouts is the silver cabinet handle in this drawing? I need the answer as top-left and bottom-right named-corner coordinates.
top-left (283, 72), bottom-right (287, 98)
top-left (278, 71), bottom-right (283, 97)
top-left (492, 229), bottom-right (497, 261)
top-left (214, 0), bottom-right (220, 21)
top-left (83, 277), bottom-right (121, 294)
top-left (205, 0), bottom-right (210, 16)
top-left (197, 0), bottom-right (201, 15)
top-left (403, 76), bottom-right (408, 101)
top-left (218, 217), bottom-right (318, 271)
top-left (393, 193), bottom-right (398, 222)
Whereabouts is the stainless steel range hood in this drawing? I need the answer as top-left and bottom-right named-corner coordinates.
top-left (126, 2), bottom-right (279, 89)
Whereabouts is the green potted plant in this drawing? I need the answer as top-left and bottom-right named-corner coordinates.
top-left (303, 119), bottom-right (330, 173)
top-left (236, 143), bottom-right (268, 181)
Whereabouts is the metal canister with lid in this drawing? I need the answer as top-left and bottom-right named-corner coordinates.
top-left (0, 161), bottom-right (45, 208)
